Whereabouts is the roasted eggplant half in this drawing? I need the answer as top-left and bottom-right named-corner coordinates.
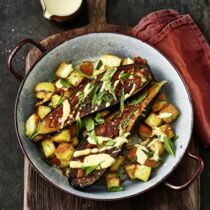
top-left (34, 63), bottom-right (153, 136)
top-left (68, 81), bottom-right (167, 189)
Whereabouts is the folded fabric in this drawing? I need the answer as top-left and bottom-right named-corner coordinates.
top-left (132, 9), bottom-right (210, 147)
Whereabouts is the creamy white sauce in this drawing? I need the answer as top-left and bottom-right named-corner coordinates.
top-left (84, 154), bottom-right (115, 169)
top-left (73, 146), bottom-right (114, 158)
top-left (125, 83), bottom-right (136, 99)
top-left (135, 144), bottom-right (148, 165)
top-left (106, 102), bottom-right (110, 107)
top-left (122, 57), bottom-right (134, 65)
top-left (87, 133), bottom-right (130, 147)
top-left (152, 127), bottom-right (166, 142)
top-left (69, 161), bottom-right (83, 168)
top-left (113, 80), bottom-right (120, 90)
top-left (83, 83), bottom-right (93, 99)
top-left (60, 99), bottom-right (71, 129)
top-left (55, 79), bottom-right (63, 89)
top-left (158, 112), bottom-right (172, 118)
top-left (70, 153), bottom-right (115, 169)
top-left (40, 0), bottom-right (82, 19)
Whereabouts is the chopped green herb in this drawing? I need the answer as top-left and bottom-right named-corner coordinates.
top-left (130, 156), bottom-right (137, 163)
top-left (49, 75), bottom-right (57, 82)
top-left (76, 117), bottom-right (82, 137)
top-left (120, 88), bottom-right (125, 113)
top-left (95, 113), bottom-right (105, 125)
top-left (164, 137), bottom-right (175, 156)
top-left (82, 161), bottom-right (103, 175)
top-left (96, 60), bottom-right (103, 70)
top-left (118, 124), bottom-right (124, 137)
top-left (130, 92), bottom-right (148, 106)
top-left (92, 91), bottom-right (105, 106)
top-left (147, 151), bottom-right (154, 157)
top-left (77, 92), bottom-right (85, 106)
top-left (60, 79), bottom-right (71, 88)
top-left (106, 82), bottom-right (116, 100)
top-left (56, 95), bottom-right (64, 107)
top-left (85, 117), bottom-right (95, 132)
top-left (89, 84), bottom-right (99, 98)
top-left (101, 67), bottom-right (117, 81)
top-left (171, 135), bottom-right (179, 141)
top-left (89, 130), bottom-right (98, 145)
top-left (119, 72), bottom-right (130, 80)
top-left (106, 140), bottom-right (115, 146)
top-left (108, 186), bottom-right (124, 192)
top-left (120, 109), bottom-right (137, 128)
top-left (102, 94), bottom-right (111, 104)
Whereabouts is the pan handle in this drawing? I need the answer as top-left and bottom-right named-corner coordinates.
top-left (7, 38), bottom-right (46, 82)
top-left (164, 152), bottom-right (204, 190)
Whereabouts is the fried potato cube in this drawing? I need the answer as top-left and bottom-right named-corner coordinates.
top-left (139, 123), bottom-right (153, 139)
top-left (41, 139), bottom-right (56, 158)
top-left (159, 104), bottom-right (180, 123)
top-left (67, 70), bottom-right (85, 87)
top-left (145, 113), bottom-right (162, 128)
top-left (55, 143), bottom-right (74, 161)
top-left (160, 124), bottom-right (175, 138)
top-left (152, 93), bottom-right (168, 112)
top-left (34, 82), bottom-right (55, 93)
top-left (51, 129), bottom-right (71, 143)
top-left (55, 63), bottom-right (73, 79)
top-left (134, 165), bottom-right (151, 182)
top-left (110, 155), bottom-right (125, 172)
top-left (124, 164), bottom-right (136, 180)
top-left (106, 172), bottom-right (121, 190)
top-left (37, 106), bottom-right (51, 119)
top-left (25, 113), bottom-right (40, 136)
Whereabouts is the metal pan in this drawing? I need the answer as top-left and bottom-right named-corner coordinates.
top-left (7, 33), bottom-right (203, 200)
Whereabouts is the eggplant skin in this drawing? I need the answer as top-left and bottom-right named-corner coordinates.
top-left (36, 63), bottom-right (153, 135)
top-left (68, 81), bottom-right (167, 189)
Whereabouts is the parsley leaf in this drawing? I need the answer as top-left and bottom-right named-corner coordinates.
top-left (171, 135), bottom-right (179, 141)
top-left (60, 79), bottom-right (71, 88)
top-left (76, 117), bottom-right (82, 137)
top-left (49, 75), bottom-right (57, 82)
top-left (95, 113), bottom-right (105, 125)
top-left (77, 92), bottom-right (85, 107)
top-left (96, 60), bottom-right (103, 70)
top-left (85, 117), bottom-right (95, 132)
top-left (106, 140), bottom-right (115, 146)
top-left (119, 72), bottom-right (130, 80)
top-left (82, 161), bottom-right (103, 175)
top-left (164, 137), bottom-right (175, 156)
top-left (89, 130), bottom-right (98, 145)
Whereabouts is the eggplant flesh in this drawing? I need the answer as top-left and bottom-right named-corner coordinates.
top-left (36, 64), bottom-right (153, 135)
top-left (68, 81), bottom-right (167, 189)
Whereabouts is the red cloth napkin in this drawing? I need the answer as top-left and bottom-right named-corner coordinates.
top-left (132, 9), bottom-right (210, 147)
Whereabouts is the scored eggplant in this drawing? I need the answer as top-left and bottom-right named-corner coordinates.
top-left (68, 80), bottom-right (167, 189)
top-left (33, 63), bottom-right (153, 136)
